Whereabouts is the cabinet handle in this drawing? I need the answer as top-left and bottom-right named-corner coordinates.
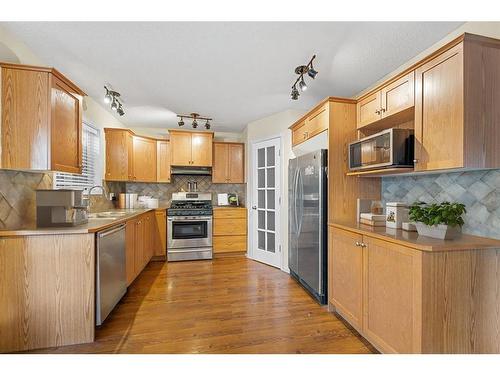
top-left (355, 241), bottom-right (361, 247)
top-left (375, 109), bottom-right (380, 115)
top-left (380, 108), bottom-right (386, 113)
top-left (413, 159), bottom-right (419, 163)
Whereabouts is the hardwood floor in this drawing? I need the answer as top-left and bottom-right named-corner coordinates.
top-left (33, 256), bottom-right (375, 354)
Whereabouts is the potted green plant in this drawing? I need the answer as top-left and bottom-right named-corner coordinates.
top-left (409, 201), bottom-right (467, 240)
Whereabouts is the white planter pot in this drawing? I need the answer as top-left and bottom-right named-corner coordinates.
top-left (415, 223), bottom-right (462, 240)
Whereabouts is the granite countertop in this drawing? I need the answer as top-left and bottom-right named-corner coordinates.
top-left (330, 221), bottom-right (500, 252)
top-left (0, 207), bottom-right (167, 237)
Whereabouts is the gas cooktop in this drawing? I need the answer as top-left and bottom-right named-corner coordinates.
top-left (167, 192), bottom-right (213, 217)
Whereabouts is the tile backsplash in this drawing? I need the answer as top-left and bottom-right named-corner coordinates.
top-left (382, 169), bottom-right (500, 239)
top-left (0, 170), bottom-right (53, 229)
top-left (108, 175), bottom-right (246, 206)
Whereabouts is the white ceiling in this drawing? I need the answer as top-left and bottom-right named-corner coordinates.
top-left (2, 22), bottom-right (463, 132)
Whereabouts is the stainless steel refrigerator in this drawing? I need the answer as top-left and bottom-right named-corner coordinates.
top-left (288, 149), bottom-right (328, 304)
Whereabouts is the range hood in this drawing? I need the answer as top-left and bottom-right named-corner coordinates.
top-left (170, 166), bottom-right (212, 176)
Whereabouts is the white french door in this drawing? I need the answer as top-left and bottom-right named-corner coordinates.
top-left (250, 137), bottom-right (281, 268)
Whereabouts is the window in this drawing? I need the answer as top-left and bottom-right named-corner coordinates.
top-left (54, 123), bottom-right (100, 192)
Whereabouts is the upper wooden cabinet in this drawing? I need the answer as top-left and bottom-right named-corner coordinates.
top-left (105, 128), bottom-right (133, 181)
top-left (290, 102), bottom-right (329, 147)
top-left (414, 36), bottom-right (500, 171)
top-left (357, 71), bottom-right (414, 130)
top-left (105, 129), bottom-right (161, 182)
top-left (1, 63), bottom-right (85, 173)
top-left (169, 130), bottom-right (213, 167)
top-left (212, 142), bottom-right (244, 183)
top-left (156, 140), bottom-right (171, 183)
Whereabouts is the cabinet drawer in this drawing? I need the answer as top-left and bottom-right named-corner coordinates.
top-left (213, 208), bottom-right (247, 219)
top-left (214, 217), bottom-right (247, 236)
top-left (213, 235), bottom-right (247, 253)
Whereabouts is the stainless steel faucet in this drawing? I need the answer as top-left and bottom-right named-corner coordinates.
top-left (86, 185), bottom-right (109, 212)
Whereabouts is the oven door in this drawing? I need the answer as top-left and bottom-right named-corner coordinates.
top-left (167, 216), bottom-right (213, 249)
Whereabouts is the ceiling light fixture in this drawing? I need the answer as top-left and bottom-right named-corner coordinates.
top-left (290, 55), bottom-right (317, 100)
top-left (103, 86), bottom-right (125, 116)
top-left (177, 113), bottom-right (213, 130)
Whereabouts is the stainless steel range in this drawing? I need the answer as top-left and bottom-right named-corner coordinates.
top-left (167, 192), bottom-right (213, 261)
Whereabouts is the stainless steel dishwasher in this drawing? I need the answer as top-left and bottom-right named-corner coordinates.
top-left (96, 223), bottom-right (127, 326)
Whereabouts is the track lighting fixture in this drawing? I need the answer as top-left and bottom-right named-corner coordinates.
top-left (290, 55), bottom-right (318, 100)
top-left (104, 86), bottom-right (125, 116)
top-left (177, 113), bottom-right (213, 130)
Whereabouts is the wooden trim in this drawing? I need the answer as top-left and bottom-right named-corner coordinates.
top-left (346, 167), bottom-right (414, 177)
top-left (0, 62), bottom-right (86, 96)
top-left (168, 129), bottom-right (214, 136)
top-left (104, 127), bottom-right (163, 142)
top-left (289, 96), bottom-right (356, 130)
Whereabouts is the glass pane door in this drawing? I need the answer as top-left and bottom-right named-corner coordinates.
top-left (251, 138), bottom-right (281, 268)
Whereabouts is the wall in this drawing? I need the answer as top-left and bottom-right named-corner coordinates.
top-left (244, 109), bottom-right (305, 272)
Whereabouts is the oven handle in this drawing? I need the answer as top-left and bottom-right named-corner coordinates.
top-left (167, 216), bottom-right (212, 221)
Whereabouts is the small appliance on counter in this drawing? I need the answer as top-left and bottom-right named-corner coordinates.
top-left (118, 193), bottom-right (138, 209)
top-left (36, 189), bottom-right (89, 227)
top-left (386, 202), bottom-right (409, 229)
top-left (217, 193), bottom-right (239, 206)
top-left (348, 128), bottom-right (414, 171)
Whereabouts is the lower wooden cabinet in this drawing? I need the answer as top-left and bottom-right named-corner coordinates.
top-left (328, 227), bottom-right (363, 331)
top-left (362, 236), bottom-right (422, 353)
top-left (213, 207), bottom-right (247, 254)
top-left (125, 211), bottom-right (157, 286)
top-left (328, 225), bottom-right (500, 353)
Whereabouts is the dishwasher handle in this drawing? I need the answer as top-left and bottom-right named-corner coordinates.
top-left (98, 224), bottom-right (126, 238)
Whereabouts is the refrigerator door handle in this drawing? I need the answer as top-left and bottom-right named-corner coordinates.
top-left (297, 169), bottom-right (304, 235)
top-left (293, 168), bottom-right (299, 234)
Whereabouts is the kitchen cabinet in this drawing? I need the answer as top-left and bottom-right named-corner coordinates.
top-left (169, 129), bottom-right (213, 167)
top-left (125, 212), bottom-right (156, 286)
top-left (1, 63), bottom-right (85, 173)
top-left (105, 129), bottom-right (134, 181)
top-left (153, 209), bottom-right (167, 258)
top-left (133, 136), bottom-right (157, 182)
top-left (157, 140), bottom-right (171, 182)
top-left (105, 129), bottom-right (162, 182)
top-left (212, 142), bottom-right (245, 183)
top-left (329, 223), bottom-right (500, 353)
top-left (213, 207), bottom-right (247, 254)
top-left (290, 103), bottom-right (329, 147)
top-left (362, 236), bottom-right (422, 354)
top-left (356, 71), bottom-right (414, 130)
top-left (328, 227), bottom-right (364, 331)
top-left (413, 37), bottom-right (500, 172)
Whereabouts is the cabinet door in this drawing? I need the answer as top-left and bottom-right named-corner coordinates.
top-left (143, 212), bottom-right (153, 265)
top-left (134, 217), bottom-right (145, 276)
top-left (291, 121), bottom-right (308, 146)
top-left (156, 140), bottom-right (171, 182)
top-left (153, 210), bottom-right (167, 257)
top-left (1, 67), bottom-right (50, 170)
top-left (133, 136), bottom-right (157, 182)
top-left (105, 130), bottom-right (130, 181)
top-left (357, 91), bottom-right (382, 129)
top-left (329, 227), bottom-right (364, 331)
top-left (381, 71), bottom-right (415, 118)
top-left (50, 76), bottom-right (83, 173)
top-left (363, 237), bottom-right (422, 353)
top-left (212, 143), bottom-right (229, 183)
top-left (170, 131), bottom-right (192, 166)
top-left (228, 143), bottom-right (244, 183)
top-left (305, 104), bottom-right (328, 138)
top-left (125, 219), bottom-right (136, 286)
top-left (414, 43), bottom-right (464, 171)
top-left (191, 132), bottom-right (213, 166)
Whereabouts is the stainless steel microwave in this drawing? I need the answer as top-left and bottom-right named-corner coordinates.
top-left (348, 128), bottom-right (414, 171)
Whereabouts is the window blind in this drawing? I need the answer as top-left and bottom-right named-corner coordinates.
top-left (54, 123), bottom-right (100, 191)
